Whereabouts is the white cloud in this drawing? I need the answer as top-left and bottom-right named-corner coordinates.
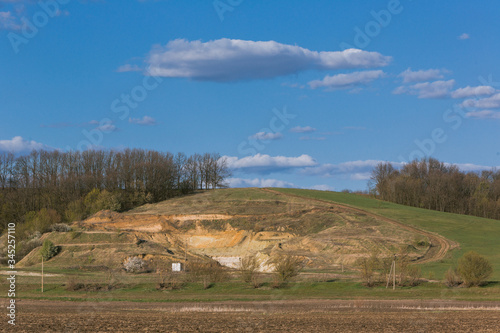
top-left (458, 33), bottom-right (470, 40)
top-left (398, 68), bottom-right (446, 83)
top-left (307, 184), bottom-right (333, 191)
top-left (290, 126), bottom-right (316, 133)
top-left (465, 110), bottom-right (500, 119)
top-left (350, 172), bottom-right (372, 180)
top-left (0, 136), bottom-right (54, 153)
top-left (392, 86), bottom-right (408, 95)
top-left (224, 154), bottom-right (317, 174)
top-left (302, 160), bottom-right (405, 178)
top-left (0, 11), bottom-right (20, 30)
top-left (249, 132), bottom-right (283, 141)
top-left (227, 177), bottom-right (295, 188)
top-left (308, 70), bottom-right (385, 90)
top-left (451, 85), bottom-right (496, 99)
top-left (146, 38), bottom-right (391, 81)
top-left (95, 123), bottom-right (117, 132)
top-left (462, 93), bottom-right (500, 109)
top-left (412, 80), bottom-right (455, 98)
top-left (129, 116), bottom-right (157, 125)
top-left (452, 162), bottom-right (500, 172)
top-left (394, 80), bottom-right (455, 99)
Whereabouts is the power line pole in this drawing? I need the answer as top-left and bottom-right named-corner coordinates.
top-left (184, 237), bottom-right (188, 271)
top-left (386, 254), bottom-right (396, 290)
top-left (41, 255), bottom-right (44, 293)
top-left (393, 254), bottom-right (396, 290)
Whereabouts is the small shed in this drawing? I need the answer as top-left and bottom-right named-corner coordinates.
top-left (172, 262), bottom-right (183, 272)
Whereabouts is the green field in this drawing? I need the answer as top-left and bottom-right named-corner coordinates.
top-left (6, 273), bottom-right (500, 303)
top-left (273, 188), bottom-right (500, 280)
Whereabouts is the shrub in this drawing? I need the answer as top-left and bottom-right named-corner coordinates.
top-left (156, 272), bottom-right (185, 290)
top-left (240, 256), bottom-right (260, 283)
top-left (20, 209), bottom-right (62, 238)
top-left (17, 238), bottom-right (42, 261)
top-left (407, 265), bottom-right (422, 286)
top-left (50, 223), bottom-right (72, 232)
top-left (457, 251), bottom-right (493, 287)
top-left (188, 260), bottom-right (229, 289)
top-left (356, 252), bottom-right (381, 287)
top-left (65, 277), bottom-right (85, 291)
top-left (239, 255), bottom-right (261, 288)
top-left (40, 240), bottom-right (60, 261)
top-left (272, 254), bottom-right (304, 287)
top-left (65, 199), bottom-right (85, 222)
top-left (444, 267), bottom-right (462, 287)
top-left (123, 256), bottom-right (147, 273)
top-left (85, 189), bottom-right (122, 215)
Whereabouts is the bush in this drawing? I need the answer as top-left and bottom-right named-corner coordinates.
top-left (407, 265), bottom-right (422, 286)
top-left (65, 199), bottom-right (85, 222)
top-left (50, 223), bottom-right (72, 232)
top-left (17, 238), bottom-right (42, 261)
top-left (65, 277), bottom-right (85, 291)
top-left (457, 251), bottom-right (493, 287)
top-left (40, 240), bottom-right (59, 261)
top-left (123, 256), bottom-right (147, 273)
top-left (85, 189), bottom-right (121, 215)
top-left (20, 209), bottom-right (62, 239)
top-left (356, 252), bottom-right (381, 287)
top-left (187, 260), bottom-right (229, 289)
top-left (444, 267), bottom-right (462, 287)
top-left (239, 255), bottom-right (261, 288)
top-left (156, 272), bottom-right (185, 290)
top-left (272, 254), bottom-right (304, 287)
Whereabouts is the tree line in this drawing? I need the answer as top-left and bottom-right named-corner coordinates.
top-left (371, 158), bottom-right (500, 220)
top-left (0, 149), bottom-right (231, 236)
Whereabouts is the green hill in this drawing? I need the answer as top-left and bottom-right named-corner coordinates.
top-left (273, 188), bottom-right (500, 280)
top-left (9, 187), bottom-right (500, 281)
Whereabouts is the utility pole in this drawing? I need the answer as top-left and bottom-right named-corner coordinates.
top-left (393, 254), bottom-right (396, 290)
top-left (386, 254), bottom-right (396, 290)
top-left (184, 237), bottom-right (187, 271)
top-left (41, 255), bottom-right (44, 293)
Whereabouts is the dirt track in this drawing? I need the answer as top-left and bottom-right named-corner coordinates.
top-left (5, 299), bottom-right (500, 332)
top-left (261, 189), bottom-right (453, 264)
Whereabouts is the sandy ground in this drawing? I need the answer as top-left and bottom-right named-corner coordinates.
top-left (2, 299), bottom-right (500, 332)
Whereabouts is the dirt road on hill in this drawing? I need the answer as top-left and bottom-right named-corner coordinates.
top-left (260, 188), bottom-right (453, 264)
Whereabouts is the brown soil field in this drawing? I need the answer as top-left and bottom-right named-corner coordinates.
top-left (3, 299), bottom-right (500, 332)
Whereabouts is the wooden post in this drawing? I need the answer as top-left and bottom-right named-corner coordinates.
top-left (184, 238), bottom-right (187, 271)
top-left (386, 261), bottom-right (393, 289)
top-left (393, 256), bottom-right (396, 290)
top-left (41, 255), bottom-right (44, 293)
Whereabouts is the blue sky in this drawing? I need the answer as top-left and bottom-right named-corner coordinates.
top-left (1, 0), bottom-right (500, 191)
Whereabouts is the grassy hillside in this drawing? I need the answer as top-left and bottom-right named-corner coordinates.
top-left (12, 188), bottom-right (432, 272)
top-left (273, 188), bottom-right (500, 280)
